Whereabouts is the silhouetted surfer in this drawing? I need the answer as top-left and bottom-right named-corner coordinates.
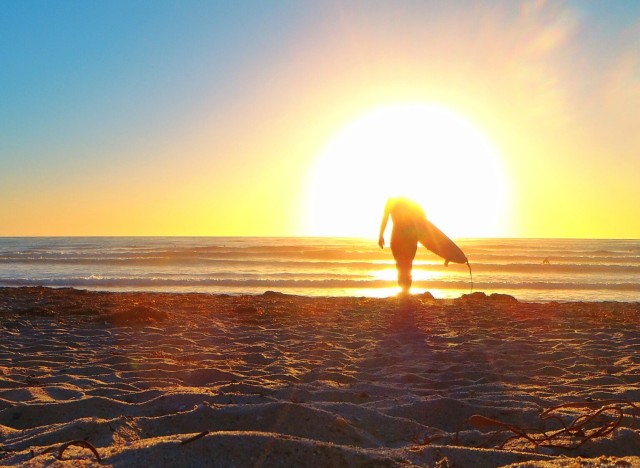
top-left (378, 197), bottom-right (427, 295)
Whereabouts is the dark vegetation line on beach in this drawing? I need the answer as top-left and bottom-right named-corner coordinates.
top-left (1, 285), bottom-right (640, 317)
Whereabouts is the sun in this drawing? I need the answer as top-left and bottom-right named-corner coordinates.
top-left (304, 102), bottom-right (510, 238)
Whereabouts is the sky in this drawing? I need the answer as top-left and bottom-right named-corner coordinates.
top-left (1, 1), bottom-right (639, 238)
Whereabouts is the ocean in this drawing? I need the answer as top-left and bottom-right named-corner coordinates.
top-left (0, 237), bottom-right (638, 302)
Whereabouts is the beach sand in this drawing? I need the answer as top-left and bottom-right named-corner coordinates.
top-left (1, 287), bottom-right (639, 467)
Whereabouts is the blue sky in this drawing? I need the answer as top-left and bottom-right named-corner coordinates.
top-left (2, 2), bottom-right (303, 167)
top-left (1, 1), bottom-right (639, 236)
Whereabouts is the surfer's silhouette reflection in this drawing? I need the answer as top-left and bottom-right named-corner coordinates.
top-left (378, 197), bottom-right (426, 295)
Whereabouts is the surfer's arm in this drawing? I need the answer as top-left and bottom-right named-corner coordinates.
top-left (378, 206), bottom-right (390, 248)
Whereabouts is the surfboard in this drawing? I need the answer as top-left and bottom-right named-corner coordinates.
top-left (417, 218), bottom-right (468, 266)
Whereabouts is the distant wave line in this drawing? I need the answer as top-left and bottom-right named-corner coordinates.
top-left (1, 277), bottom-right (638, 292)
top-left (2, 256), bottom-right (639, 274)
top-left (3, 249), bottom-right (639, 265)
top-left (1, 246), bottom-right (378, 259)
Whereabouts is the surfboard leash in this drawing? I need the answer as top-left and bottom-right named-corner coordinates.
top-left (466, 260), bottom-right (473, 293)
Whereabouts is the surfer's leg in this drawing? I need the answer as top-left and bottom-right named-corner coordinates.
top-left (396, 258), bottom-right (412, 294)
top-left (391, 239), bottom-right (418, 294)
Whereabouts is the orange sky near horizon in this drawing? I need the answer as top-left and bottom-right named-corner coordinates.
top-left (2, 2), bottom-right (639, 239)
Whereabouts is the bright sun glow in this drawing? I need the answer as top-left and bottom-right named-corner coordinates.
top-left (305, 103), bottom-right (510, 238)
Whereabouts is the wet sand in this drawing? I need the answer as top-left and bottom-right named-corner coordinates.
top-left (1, 287), bottom-right (639, 467)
